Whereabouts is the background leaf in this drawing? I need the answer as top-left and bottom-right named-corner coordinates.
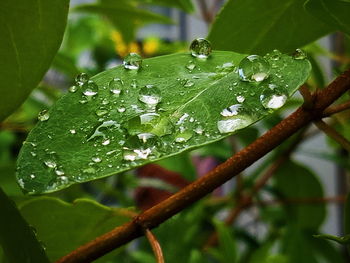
top-left (17, 51), bottom-right (311, 194)
top-left (208, 0), bottom-right (334, 54)
top-left (305, 0), bottom-right (350, 35)
top-left (0, 187), bottom-right (49, 263)
top-left (19, 197), bottom-right (132, 262)
top-left (0, 0), bottom-right (69, 121)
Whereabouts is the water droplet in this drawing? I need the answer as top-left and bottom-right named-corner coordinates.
top-left (92, 156), bottom-right (102, 163)
top-left (175, 130), bottom-right (193, 143)
top-left (128, 113), bottom-right (173, 137)
top-left (270, 49), bottom-right (281, 61)
top-left (123, 133), bottom-right (160, 161)
top-left (217, 116), bottom-right (251, 134)
top-left (186, 62), bottom-right (196, 71)
top-left (87, 120), bottom-right (119, 141)
top-left (83, 167), bottom-right (96, 174)
top-left (220, 104), bottom-right (243, 117)
top-left (292, 49), bottom-right (306, 60)
top-left (194, 126), bottom-right (204, 135)
top-left (238, 55), bottom-right (270, 82)
top-left (130, 79), bottom-right (138, 88)
top-left (96, 108), bottom-right (108, 117)
top-left (102, 139), bottom-right (110, 145)
top-left (118, 107), bottom-right (126, 113)
top-left (69, 85), bottom-right (78, 93)
top-left (55, 169), bottom-right (65, 176)
top-left (236, 95), bottom-right (245, 103)
top-left (82, 80), bottom-right (98, 96)
top-left (189, 38), bottom-right (212, 59)
top-left (183, 79), bottom-right (195, 88)
top-left (38, 110), bottom-right (50, 121)
top-left (109, 78), bottom-right (123, 96)
top-left (30, 174), bottom-right (36, 179)
top-left (44, 159), bottom-right (56, 169)
top-left (75, 73), bottom-right (89, 86)
top-left (30, 151), bottom-right (36, 157)
top-left (260, 84), bottom-right (288, 109)
top-left (102, 98), bottom-right (109, 105)
top-left (138, 85), bottom-right (162, 107)
top-left (123, 53), bottom-right (142, 70)
top-left (70, 129), bottom-right (76, 134)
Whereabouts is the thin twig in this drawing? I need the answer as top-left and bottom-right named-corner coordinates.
top-left (56, 68), bottom-right (350, 263)
top-left (323, 100), bottom-right (350, 117)
top-left (145, 229), bottom-right (165, 263)
top-left (314, 120), bottom-right (350, 152)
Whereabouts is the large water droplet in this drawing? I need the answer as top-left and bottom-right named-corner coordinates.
top-left (123, 133), bottom-right (160, 161)
top-left (175, 130), bottom-right (193, 143)
top-left (260, 84), bottom-right (288, 109)
top-left (189, 38), bottom-right (212, 59)
top-left (109, 78), bottom-right (123, 96)
top-left (87, 120), bottom-right (119, 141)
top-left (217, 116), bottom-right (252, 134)
top-left (44, 159), bottom-right (57, 169)
top-left (292, 49), bottom-right (306, 60)
top-left (238, 55), bottom-right (270, 82)
top-left (220, 104), bottom-right (243, 117)
top-left (123, 53), bottom-right (142, 70)
top-left (128, 113), bottom-right (173, 137)
top-left (83, 80), bottom-right (98, 96)
top-left (38, 110), bottom-right (50, 121)
top-left (75, 73), bottom-right (90, 86)
top-left (138, 85), bottom-right (162, 107)
top-left (236, 95), bottom-right (245, 103)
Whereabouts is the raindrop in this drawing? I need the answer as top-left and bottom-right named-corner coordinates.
top-left (189, 38), bottom-right (212, 59)
top-left (175, 130), bottom-right (193, 143)
top-left (236, 95), bottom-right (245, 103)
top-left (270, 49), bottom-right (282, 61)
top-left (70, 129), bottom-right (76, 134)
top-left (128, 113), bottom-right (173, 136)
top-left (102, 139), bottom-right (110, 145)
top-left (30, 174), bottom-right (36, 179)
top-left (92, 156), bottom-right (102, 163)
top-left (123, 53), bottom-right (142, 70)
top-left (82, 80), bottom-right (98, 96)
top-left (186, 62), bottom-right (196, 71)
top-left (38, 110), bottom-right (50, 122)
top-left (122, 133), bottom-right (160, 161)
top-left (69, 85), bottom-right (78, 93)
top-left (292, 49), bottom-right (307, 60)
top-left (217, 116), bottom-right (251, 134)
top-left (96, 108), bottom-right (108, 117)
top-left (238, 55), bottom-right (270, 82)
top-left (220, 104), bottom-right (242, 117)
top-left (138, 85), bottom-right (162, 107)
top-left (260, 84), bottom-right (288, 109)
top-left (75, 73), bottom-right (89, 86)
top-left (87, 120), bottom-right (119, 141)
top-left (55, 169), bottom-right (65, 176)
top-left (118, 107), bottom-right (126, 113)
top-left (44, 159), bottom-right (56, 169)
top-left (109, 78), bottom-right (123, 96)
top-left (183, 79), bottom-right (195, 88)
top-left (130, 79), bottom-right (138, 88)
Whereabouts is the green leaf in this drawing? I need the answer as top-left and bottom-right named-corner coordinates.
top-left (0, 0), bottom-right (69, 121)
top-left (140, 0), bottom-right (194, 13)
top-left (75, 1), bottom-right (172, 44)
top-left (313, 233), bottom-right (350, 245)
top-left (0, 187), bottom-right (49, 263)
top-left (273, 161), bottom-right (326, 230)
top-left (208, 0), bottom-right (334, 54)
top-left (19, 197), bottom-right (131, 262)
top-left (16, 50), bottom-right (311, 194)
top-left (305, 0), bottom-right (350, 35)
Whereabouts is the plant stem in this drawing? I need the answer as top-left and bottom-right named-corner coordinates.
top-left (323, 100), bottom-right (350, 116)
top-left (145, 229), bottom-right (164, 263)
top-left (55, 68), bottom-right (350, 263)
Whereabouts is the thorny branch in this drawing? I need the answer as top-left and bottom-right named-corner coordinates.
top-left (56, 69), bottom-right (350, 263)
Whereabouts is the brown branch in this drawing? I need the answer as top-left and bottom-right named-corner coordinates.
top-left (197, 0), bottom-right (213, 24)
top-left (299, 85), bottom-right (314, 110)
top-left (314, 120), bottom-right (350, 152)
top-left (323, 100), bottom-right (350, 116)
top-left (145, 229), bottom-right (164, 263)
top-left (56, 69), bottom-right (350, 263)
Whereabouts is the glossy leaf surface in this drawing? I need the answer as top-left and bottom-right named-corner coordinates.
top-left (17, 50), bottom-right (311, 194)
top-left (0, 0), bottom-right (69, 121)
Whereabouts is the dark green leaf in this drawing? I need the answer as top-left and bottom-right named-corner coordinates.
top-left (0, 0), bottom-right (69, 121)
top-left (208, 0), bottom-right (334, 54)
top-left (19, 197), bottom-right (131, 262)
top-left (305, 0), bottom-right (350, 35)
top-left (17, 51), bottom-right (311, 194)
top-left (75, 1), bottom-right (172, 44)
top-left (0, 187), bottom-right (49, 263)
top-left (274, 161), bottom-right (326, 230)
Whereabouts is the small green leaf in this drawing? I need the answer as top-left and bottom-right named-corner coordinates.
top-left (0, 0), bottom-right (69, 121)
top-left (16, 50), bottom-right (311, 194)
top-left (19, 197), bottom-right (131, 262)
top-left (0, 187), bottom-right (50, 263)
top-left (305, 0), bottom-right (350, 35)
top-left (208, 0), bottom-right (334, 54)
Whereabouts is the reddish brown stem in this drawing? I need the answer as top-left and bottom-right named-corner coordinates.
top-left (145, 229), bottom-right (164, 263)
top-left (56, 69), bottom-right (350, 263)
top-left (323, 100), bottom-right (350, 116)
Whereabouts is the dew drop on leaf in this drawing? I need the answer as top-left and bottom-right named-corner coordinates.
top-left (38, 110), bottom-right (50, 121)
top-left (292, 49), bottom-right (307, 60)
top-left (138, 85), bottom-right (162, 107)
top-left (236, 95), bottom-right (245, 103)
top-left (75, 73), bottom-right (90, 86)
top-left (69, 85), bottom-right (78, 93)
top-left (220, 104), bottom-right (243, 117)
top-left (189, 38), bottom-right (212, 59)
top-left (123, 53), bottom-right (142, 70)
top-left (217, 116), bottom-right (252, 134)
top-left (82, 80), bottom-right (98, 96)
top-left (238, 55), bottom-right (270, 82)
top-left (260, 84), bottom-right (288, 109)
top-left (109, 78), bottom-right (123, 96)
